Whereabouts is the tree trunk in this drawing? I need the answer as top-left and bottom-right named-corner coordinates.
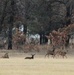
top-left (66, 6), bottom-right (71, 26)
top-left (0, 0), bottom-right (8, 33)
top-left (40, 34), bottom-right (43, 44)
top-left (23, 24), bottom-right (27, 34)
top-left (8, 0), bottom-right (15, 50)
top-left (44, 36), bottom-right (48, 44)
top-left (40, 33), bottom-right (48, 44)
top-left (23, 0), bottom-right (29, 35)
top-left (43, 34), bottom-right (48, 44)
top-left (8, 25), bottom-right (13, 50)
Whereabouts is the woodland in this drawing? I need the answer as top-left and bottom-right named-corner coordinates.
top-left (0, 0), bottom-right (74, 50)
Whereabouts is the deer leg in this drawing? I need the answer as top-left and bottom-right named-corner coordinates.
top-left (45, 54), bottom-right (47, 58)
top-left (62, 55), bottom-right (65, 58)
top-left (52, 54), bottom-right (55, 58)
top-left (45, 55), bottom-right (46, 58)
top-left (47, 55), bottom-right (49, 58)
top-left (65, 55), bottom-right (67, 58)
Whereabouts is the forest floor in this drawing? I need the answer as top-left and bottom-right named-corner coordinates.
top-left (0, 48), bottom-right (74, 75)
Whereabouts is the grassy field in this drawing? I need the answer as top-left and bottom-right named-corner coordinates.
top-left (0, 48), bottom-right (74, 75)
top-left (0, 56), bottom-right (74, 75)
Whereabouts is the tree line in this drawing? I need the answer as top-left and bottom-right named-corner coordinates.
top-left (0, 0), bottom-right (74, 49)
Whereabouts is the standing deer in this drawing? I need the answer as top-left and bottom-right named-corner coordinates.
top-left (25, 54), bottom-right (35, 59)
top-left (58, 51), bottom-right (67, 58)
top-left (45, 47), bottom-right (56, 58)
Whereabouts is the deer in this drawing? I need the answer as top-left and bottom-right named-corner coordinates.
top-left (1, 53), bottom-right (9, 58)
top-left (0, 40), bottom-right (7, 49)
top-left (58, 51), bottom-right (67, 58)
top-left (45, 47), bottom-right (56, 58)
top-left (25, 54), bottom-right (35, 59)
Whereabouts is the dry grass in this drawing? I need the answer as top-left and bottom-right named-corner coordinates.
top-left (0, 55), bottom-right (74, 75)
top-left (0, 48), bottom-right (74, 75)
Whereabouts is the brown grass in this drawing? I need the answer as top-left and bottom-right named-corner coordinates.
top-left (0, 48), bottom-right (74, 75)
